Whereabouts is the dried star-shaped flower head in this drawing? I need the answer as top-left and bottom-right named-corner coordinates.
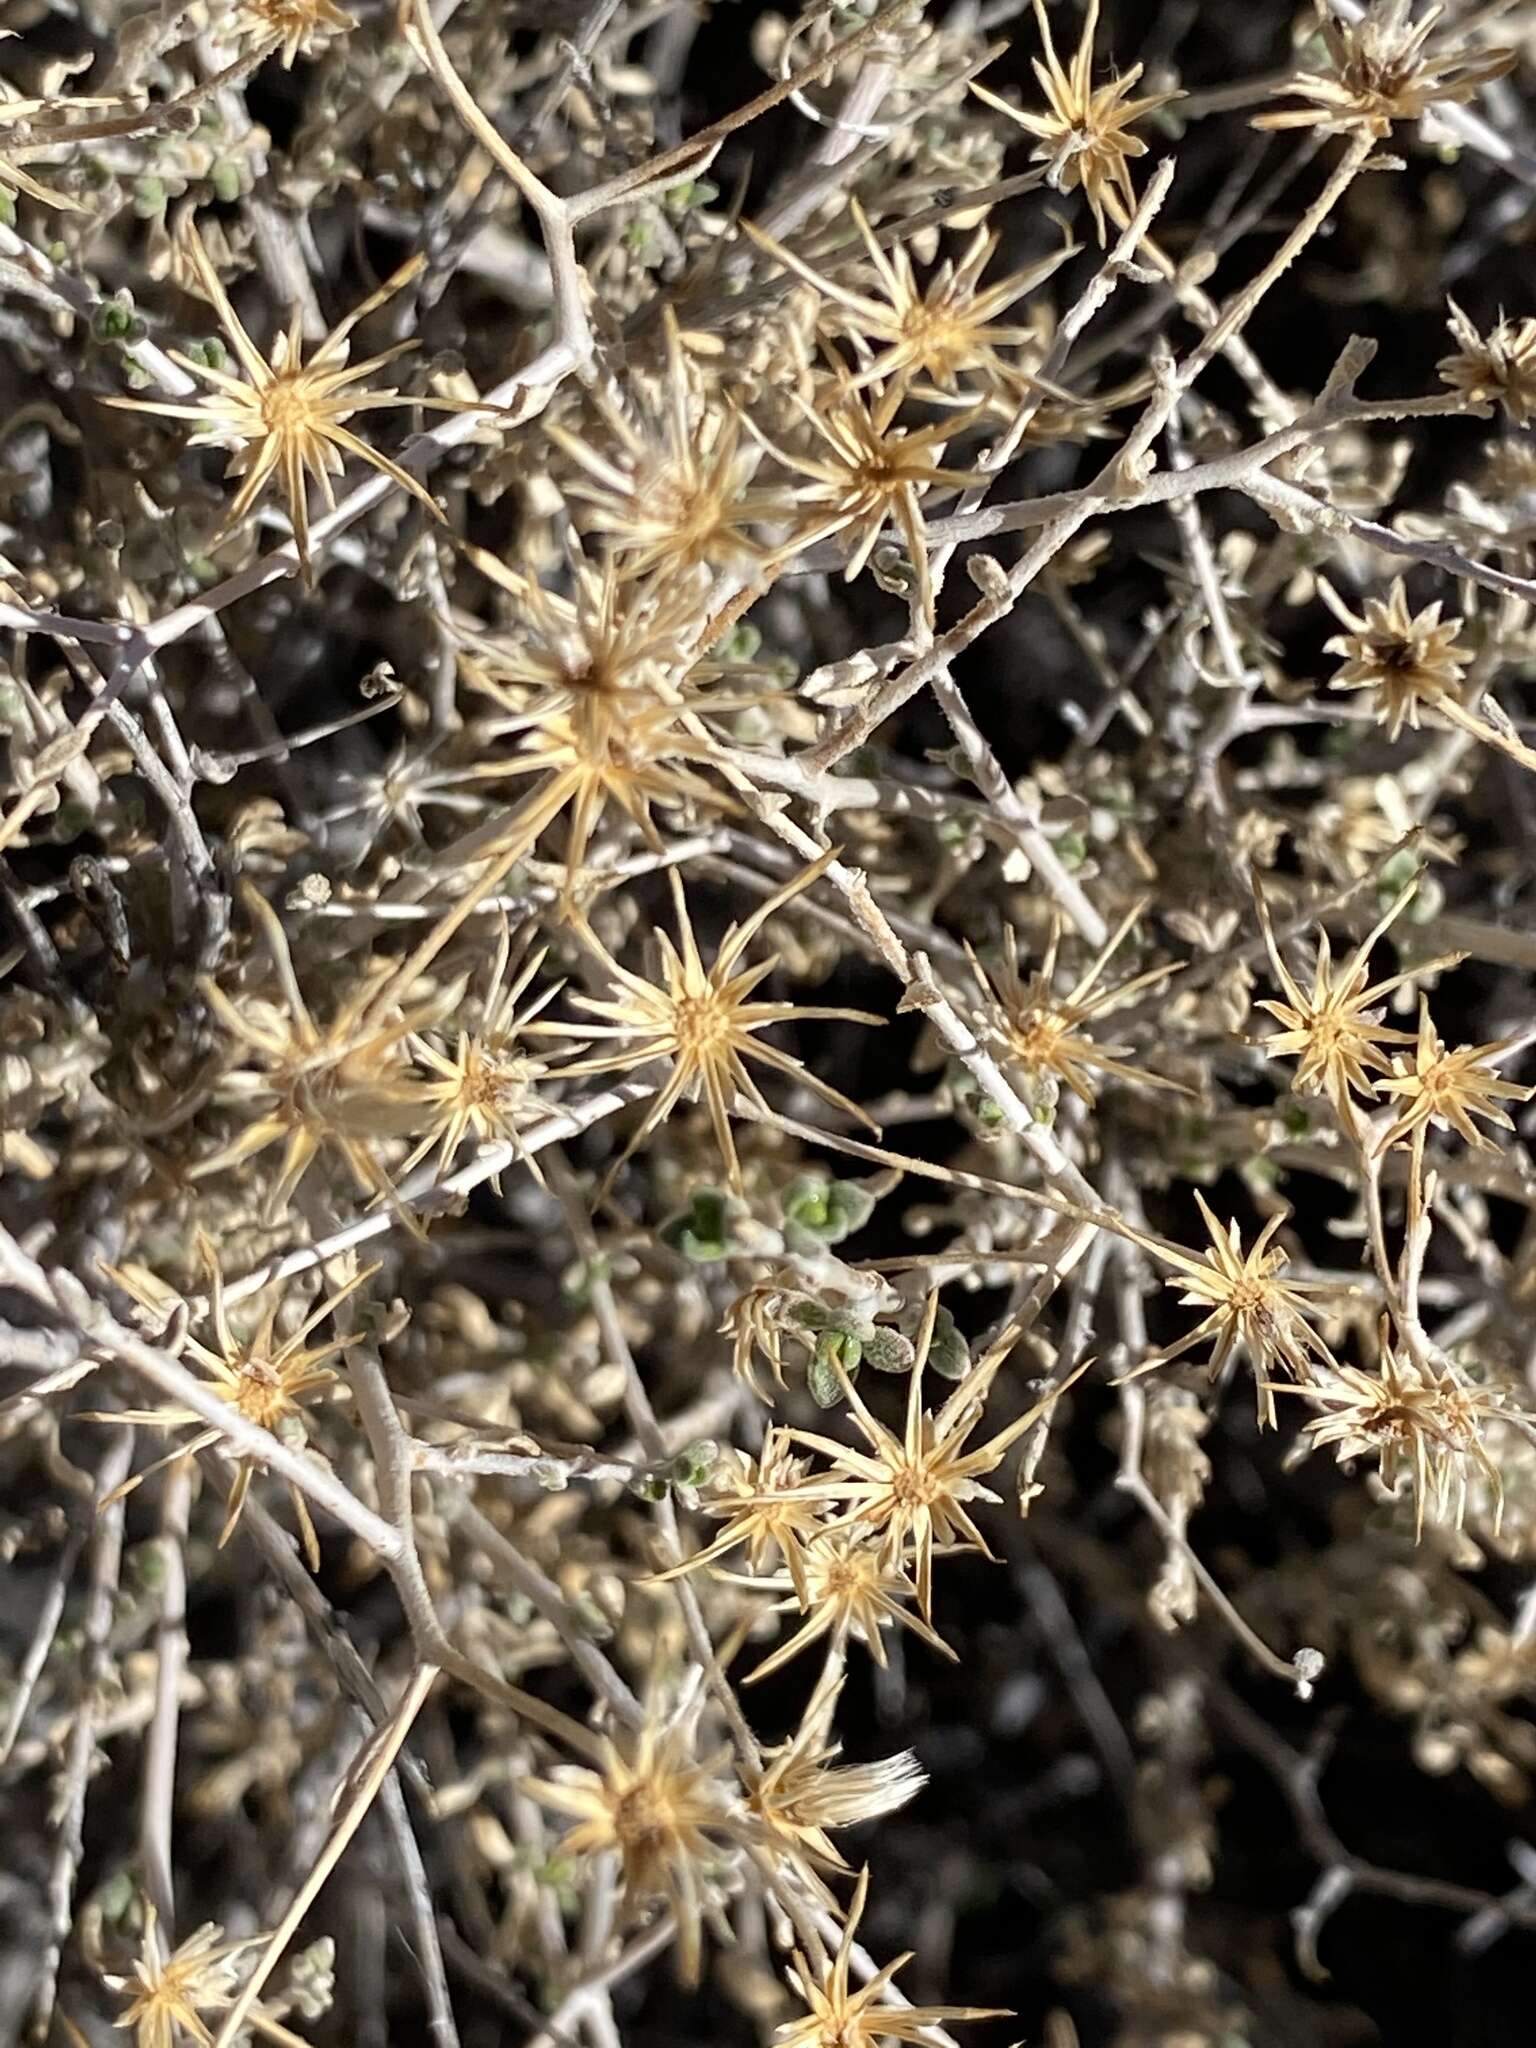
top-left (400, 921), bottom-right (562, 1188)
top-left (756, 367), bottom-right (985, 626)
top-left (746, 1532), bottom-right (955, 1685)
top-left (1257, 0), bottom-right (1513, 137)
top-left (1375, 998), bottom-right (1531, 1180)
top-left (784, 1294), bottom-right (1091, 1619)
top-left (746, 200), bottom-right (1071, 402)
top-left (549, 311), bottom-right (791, 577)
top-left (972, 0), bottom-right (1180, 241)
top-left (967, 900), bottom-right (1186, 1113)
top-left (92, 1236), bottom-right (376, 1567)
top-left (540, 850), bottom-right (883, 1193)
top-left (524, 1702), bottom-right (732, 1984)
top-left (1254, 884), bottom-right (1429, 1105)
top-left (1438, 300), bottom-right (1536, 427)
top-left (320, 732), bottom-right (525, 863)
top-left (224, 0), bottom-right (354, 66)
top-left (776, 1866), bottom-right (1006, 2048)
top-left (654, 1426), bottom-right (825, 1603)
top-left (723, 1275), bottom-right (811, 1404)
top-left (1284, 1329), bottom-right (1528, 1541)
top-left (195, 882), bottom-right (452, 1220)
top-left (1126, 1194), bottom-right (1335, 1427)
top-left (1320, 576), bottom-right (1472, 741)
top-left (107, 224), bottom-right (466, 580)
top-left (105, 1906), bottom-right (276, 2048)
top-left (463, 548), bottom-right (736, 892)
top-left (497, 687), bottom-right (731, 898)
top-left (461, 542), bottom-right (709, 712)
top-left (719, 1268), bottom-right (900, 1404)
top-left (742, 1668), bottom-right (925, 1900)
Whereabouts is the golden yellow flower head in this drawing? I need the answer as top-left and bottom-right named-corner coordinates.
top-left (462, 546), bottom-right (735, 894)
top-left (747, 1533), bottom-right (954, 1686)
top-left (746, 199), bottom-right (1070, 402)
top-left (106, 1908), bottom-right (270, 2048)
top-left (653, 1426), bottom-right (824, 1603)
top-left (743, 1667), bottom-right (925, 1896)
top-left (400, 921), bottom-right (562, 1188)
top-left (194, 882), bottom-right (452, 1222)
top-left (966, 899), bottom-right (1185, 1112)
top-left (782, 1293), bottom-right (1090, 1621)
top-left (1376, 999), bottom-right (1532, 1179)
top-left (754, 367), bottom-right (986, 626)
top-left (550, 310), bottom-right (791, 578)
top-left (92, 1233), bottom-right (377, 1567)
top-left (1125, 1193), bottom-right (1336, 1427)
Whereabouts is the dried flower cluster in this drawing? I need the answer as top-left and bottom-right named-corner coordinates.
top-left (5, 4), bottom-right (1536, 2047)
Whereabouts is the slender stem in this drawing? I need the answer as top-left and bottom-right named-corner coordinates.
top-left (139, 1460), bottom-right (192, 1930)
top-left (210, 1665), bottom-right (441, 2048)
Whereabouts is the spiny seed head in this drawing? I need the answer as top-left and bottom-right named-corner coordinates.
top-left (967, 902), bottom-right (1184, 1108)
top-left (1287, 1328), bottom-right (1532, 1541)
top-left (1254, 883), bottom-right (1423, 1105)
top-left (1439, 301), bottom-right (1536, 426)
top-left (105, 223), bottom-right (464, 582)
top-left (1375, 1000), bottom-right (1532, 1170)
top-left (525, 1711), bottom-right (729, 1984)
top-left (1320, 576), bottom-right (1472, 740)
top-left (542, 851), bottom-right (881, 1192)
top-left (972, 0), bottom-right (1180, 242)
top-left (1257, 1), bottom-right (1514, 137)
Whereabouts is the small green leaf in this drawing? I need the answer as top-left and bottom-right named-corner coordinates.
top-left (861, 1325), bottom-right (916, 1375)
top-left (807, 1348), bottom-right (845, 1409)
top-left (1378, 850), bottom-right (1419, 895)
top-left (661, 1187), bottom-right (738, 1261)
top-left (926, 1306), bottom-right (969, 1382)
top-left (92, 295), bottom-right (137, 342)
top-left (568, 1593), bottom-right (614, 1640)
top-left (1055, 830), bottom-right (1087, 870)
top-left (809, 1329), bottom-right (861, 1406)
top-left (128, 1540), bottom-right (166, 1591)
top-left (789, 1297), bottom-right (837, 1333)
top-left (783, 1173), bottom-right (875, 1246)
top-left (664, 178), bottom-right (719, 214)
top-left (131, 174), bottom-right (167, 219)
top-left (94, 1869), bottom-right (138, 1924)
top-left (714, 620), bottom-right (762, 664)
